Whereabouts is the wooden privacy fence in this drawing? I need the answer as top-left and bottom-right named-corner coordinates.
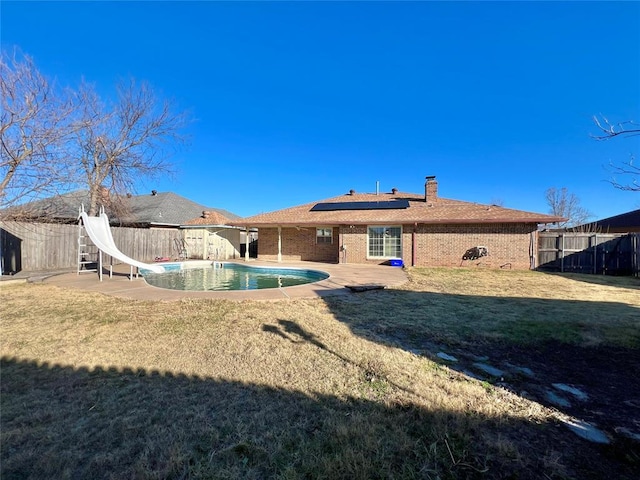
top-left (538, 232), bottom-right (640, 276)
top-left (1, 220), bottom-right (181, 274)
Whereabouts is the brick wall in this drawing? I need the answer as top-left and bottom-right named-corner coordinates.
top-left (412, 223), bottom-right (537, 269)
top-left (258, 227), bottom-right (339, 262)
top-left (257, 223), bottom-right (538, 269)
top-left (339, 225), bottom-right (369, 264)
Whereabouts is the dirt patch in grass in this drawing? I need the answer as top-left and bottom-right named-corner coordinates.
top-left (1, 269), bottom-right (639, 479)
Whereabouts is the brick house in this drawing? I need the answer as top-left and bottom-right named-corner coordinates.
top-left (230, 176), bottom-right (564, 269)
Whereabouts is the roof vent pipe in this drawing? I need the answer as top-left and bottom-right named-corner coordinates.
top-left (376, 181), bottom-right (379, 195)
top-left (391, 188), bottom-right (398, 195)
top-left (349, 189), bottom-right (355, 195)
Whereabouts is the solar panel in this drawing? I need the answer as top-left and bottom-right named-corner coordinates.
top-left (310, 200), bottom-right (410, 211)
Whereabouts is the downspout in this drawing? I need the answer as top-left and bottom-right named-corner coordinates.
top-left (412, 223), bottom-right (418, 267)
top-left (529, 231), bottom-right (535, 270)
top-left (277, 226), bottom-right (282, 263)
top-left (341, 227), bottom-right (348, 264)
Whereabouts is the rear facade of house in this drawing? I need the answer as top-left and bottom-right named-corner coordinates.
top-left (257, 222), bottom-right (537, 269)
top-left (233, 177), bottom-right (563, 270)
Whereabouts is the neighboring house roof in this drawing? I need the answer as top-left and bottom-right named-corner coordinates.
top-left (580, 208), bottom-right (640, 233)
top-left (229, 191), bottom-right (564, 227)
top-left (120, 192), bottom-right (239, 226)
top-left (1, 190), bottom-right (240, 227)
top-left (0, 190), bottom-right (89, 221)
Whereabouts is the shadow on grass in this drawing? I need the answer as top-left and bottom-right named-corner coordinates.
top-left (263, 320), bottom-right (425, 401)
top-left (2, 355), bottom-right (633, 480)
top-left (321, 289), bottom-right (640, 450)
top-left (539, 271), bottom-right (640, 290)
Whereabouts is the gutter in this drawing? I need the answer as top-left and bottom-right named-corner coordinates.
top-left (179, 224), bottom-right (244, 230)
top-left (228, 218), bottom-right (566, 228)
top-left (148, 222), bottom-right (181, 228)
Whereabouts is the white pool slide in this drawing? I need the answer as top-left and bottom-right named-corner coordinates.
top-left (79, 207), bottom-right (165, 277)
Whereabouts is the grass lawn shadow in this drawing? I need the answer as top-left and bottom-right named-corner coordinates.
top-left (1, 356), bottom-right (633, 480)
top-left (540, 271), bottom-right (640, 291)
top-left (322, 286), bottom-right (640, 463)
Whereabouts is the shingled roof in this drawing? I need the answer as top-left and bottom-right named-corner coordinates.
top-left (229, 191), bottom-right (564, 227)
top-left (120, 192), bottom-right (239, 226)
top-left (1, 190), bottom-right (240, 226)
top-left (184, 210), bottom-right (232, 226)
top-left (0, 190), bottom-right (90, 221)
top-left (579, 208), bottom-right (640, 233)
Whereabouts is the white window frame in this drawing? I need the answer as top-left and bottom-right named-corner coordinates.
top-left (367, 225), bottom-right (402, 259)
top-left (316, 227), bottom-right (333, 245)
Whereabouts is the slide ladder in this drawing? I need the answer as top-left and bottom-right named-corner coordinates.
top-left (174, 238), bottom-right (188, 260)
top-left (77, 222), bottom-right (99, 275)
top-left (78, 205), bottom-right (165, 281)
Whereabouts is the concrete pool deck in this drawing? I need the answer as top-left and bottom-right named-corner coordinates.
top-left (33, 261), bottom-right (408, 301)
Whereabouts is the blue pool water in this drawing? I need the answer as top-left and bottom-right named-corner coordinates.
top-left (141, 261), bottom-right (329, 291)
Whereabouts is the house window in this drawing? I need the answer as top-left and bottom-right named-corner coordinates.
top-left (316, 227), bottom-right (333, 244)
top-left (368, 226), bottom-right (402, 258)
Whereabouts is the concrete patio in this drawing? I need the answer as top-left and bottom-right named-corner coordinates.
top-left (31, 261), bottom-right (408, 301)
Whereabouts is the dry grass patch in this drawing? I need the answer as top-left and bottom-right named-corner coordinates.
top-left (2, 270), bottom-right (639, 479)
top-left (326, 267), bottom-right (640, 349)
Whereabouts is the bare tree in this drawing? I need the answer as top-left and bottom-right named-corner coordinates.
top-left (592, 115), bottom-right (639, 191)
top-left (0, 50), bottom-right (73, 211)
top-left (545, 187), bottom-right (592, 228)
top-left (592, 115), bottom-right (640, 140)
top-left (69, 79), bottom-right (187, 215)
top-left (607, 154), bottom-right (639, 192)
top-left (1, 51), bottom-right (187, 218)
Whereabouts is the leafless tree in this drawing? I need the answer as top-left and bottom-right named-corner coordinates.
top-left (69, 79), bottom-right (187, 215)
top-left (545, 187), bottom-right (593, 228)
top-left (592, 115), bottom-right (639, 191)
top-left (0, 50), bottom-right (74, 211)
top-left (592, 115), bottom-right (640, 140)
top-left (2, 51), bottom-right (187, 218)
top-left (607, 154), bottom-right (639, 192)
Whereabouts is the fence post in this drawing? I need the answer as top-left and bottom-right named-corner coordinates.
top-left (633, 233), bottom-right (639, 277)
top-left (593, 234), bottom-right (597, 274)
top-left (560, 233), bottom-right (565, 273)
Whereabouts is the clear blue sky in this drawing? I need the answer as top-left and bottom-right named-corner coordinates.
top-left (2, 1), bottom-right (639, 219)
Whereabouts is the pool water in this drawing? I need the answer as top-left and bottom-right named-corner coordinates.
top-left (141, 262), bottom-right (329, 291)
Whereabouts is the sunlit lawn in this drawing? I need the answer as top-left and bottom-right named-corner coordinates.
top-left (1, 268), bottom-right (639, 479)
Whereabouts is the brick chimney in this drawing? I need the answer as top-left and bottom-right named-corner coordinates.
top-left (425, 176), bottom-right (438, 203)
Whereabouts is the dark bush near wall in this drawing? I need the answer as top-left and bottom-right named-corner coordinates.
top-left (538, 232), bottom-right (639, 276)
top-left (462, 246), bottom-right (488, 261)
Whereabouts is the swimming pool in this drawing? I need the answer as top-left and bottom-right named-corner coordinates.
top-left (140, 261), bottom-right (330, 291)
